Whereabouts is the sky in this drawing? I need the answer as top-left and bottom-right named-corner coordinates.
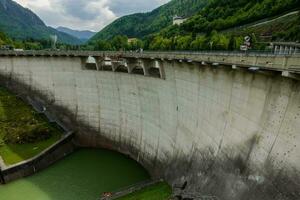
top-left (14, 0), bottom-right (170, 32)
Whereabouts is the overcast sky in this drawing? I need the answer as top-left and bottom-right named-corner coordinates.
top-left (14, 0), bottom-right (170, 32)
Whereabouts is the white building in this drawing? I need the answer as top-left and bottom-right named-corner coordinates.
top-left (173, 16), bottom-right (187, 25)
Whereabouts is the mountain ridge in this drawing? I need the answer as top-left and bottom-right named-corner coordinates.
top-left (90, 0), bottom-right (209, 41)
top-left (57, 27), bottom-right (96, 42)
top-left (0, 0), bottom-right (81, 44)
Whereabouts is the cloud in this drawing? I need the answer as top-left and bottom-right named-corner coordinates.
top-left (109, 0), bottom-right (170, 16)
top-left (14, 0), bottom-right (170, 31)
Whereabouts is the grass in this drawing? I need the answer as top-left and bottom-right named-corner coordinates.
top-left (0, 87), bottom-right (62, 166)
top-left (116, 182), bottom-right (172, 200)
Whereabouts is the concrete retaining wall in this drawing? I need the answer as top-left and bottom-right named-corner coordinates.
top-left (1, 133), bottom-right (75, 183)
top-left (0, 56), bottom-right (299, 199)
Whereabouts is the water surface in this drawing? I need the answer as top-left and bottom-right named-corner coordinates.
top-left (0, 148), bottom-right (150, 200)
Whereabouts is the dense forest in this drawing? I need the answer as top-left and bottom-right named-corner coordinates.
top-left (90, 0), bottom-right (209, 41)
top-left (181, 0), bottom-right (300, 33)
top-left (90, 0), bottom-right (300, 51)
top-left (0, 31), bottom-right (83, 50)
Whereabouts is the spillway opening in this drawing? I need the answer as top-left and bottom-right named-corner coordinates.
top-left (115, 65), bottom-right (129, 73)
top-left (85, 63), bottom-right (98, 70)
top-left (131, 67), bottom-right (144, 75)
top-left (148, 67), bottom-right (161, 78)
top-left (102, 65), bottom-right (113, 71)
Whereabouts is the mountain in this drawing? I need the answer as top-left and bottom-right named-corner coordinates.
top-left (89, 0), bottom-right (299, 51)
top-left (57, 27), bottom-right (96, 42)
top-left (0, 0), bottom-right (81, 44)
top-left (90, 0), bottom-right (209, 41)
top-left (180, 0), bottom-right (300, 34)
top-left (148, 0), bottom-right (300, 50)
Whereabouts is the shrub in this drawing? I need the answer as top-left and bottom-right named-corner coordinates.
top-left (3, 124), bottom-right (52, 144)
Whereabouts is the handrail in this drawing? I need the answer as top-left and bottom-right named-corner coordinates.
top-left (0, 50), bottom-right (299, 57)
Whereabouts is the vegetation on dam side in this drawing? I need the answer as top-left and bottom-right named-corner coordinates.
top-left (0, 87), bottom-right (62, 165)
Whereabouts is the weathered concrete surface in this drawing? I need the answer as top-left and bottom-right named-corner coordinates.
top-left (1, 50), bottom-right (300, 74)
top-left (0, 56), bottom-right (299, 199)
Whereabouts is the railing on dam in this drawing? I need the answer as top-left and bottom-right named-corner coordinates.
top-left (0, 50), bottom-right (299, 78)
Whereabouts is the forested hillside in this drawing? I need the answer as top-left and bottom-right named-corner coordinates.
top-left (181, 0), bottom-right (300, 33)
top-left (147, 0), bottom-right (300, 50)
top-left (90, 0), bottom-right (299, 51)
top-left (0, 0), bottom-right (81, 44)
top-left (0, 31), bottom-right (12, 46)
top-left (90, 0), bottom-right (208, 41)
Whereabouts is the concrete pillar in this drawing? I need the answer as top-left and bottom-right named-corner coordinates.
top-left (284, 46), bottom-right (289, 55)
top-left (157, 60), bottom-right (166, 79)
top-left (289, 47), bottom-right (293, 55)
top-left (141, 59), bottom-right (165, 78)
top-left (279, 46), bottom-right (284, 55)
top-left (274, 45), bottom-right (278, 54)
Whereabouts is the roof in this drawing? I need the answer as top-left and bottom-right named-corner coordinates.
top-left (173, 16), bottom-right (184, 20)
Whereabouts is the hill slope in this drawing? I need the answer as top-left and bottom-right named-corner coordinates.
top-left (145, 0), bottom-right (300, 50)
top-left (180, 0), bottom-right (300, 33)
top-left (91, 0), bottom-right (208, 41)
top-left (57, 27), bottom-right (96, 42)
top-left (0, 0), bottom-right (81, 44)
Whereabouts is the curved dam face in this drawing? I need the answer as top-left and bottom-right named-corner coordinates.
top-left (0, 56), bottom-right (299, 199)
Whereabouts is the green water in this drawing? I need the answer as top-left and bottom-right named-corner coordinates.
top-left (0, 148), bottom-right (150, 200)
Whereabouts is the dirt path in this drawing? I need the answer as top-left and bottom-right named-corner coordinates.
top-left (251, 11), bottom-right (299, 27)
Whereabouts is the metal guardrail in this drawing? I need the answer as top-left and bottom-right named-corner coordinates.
top-left (0, 50), bottom-right (299, 57)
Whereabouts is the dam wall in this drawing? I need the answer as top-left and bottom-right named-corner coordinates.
top-left (0, 56), bottom-right (299, 199)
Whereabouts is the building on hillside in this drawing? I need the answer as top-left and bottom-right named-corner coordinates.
top-left (270, 42), bottom-right (300, 55)
top-left (173, 16), bottom-right (187, 25)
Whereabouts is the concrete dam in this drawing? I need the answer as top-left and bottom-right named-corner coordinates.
top-left (0, 51), bottom-right (299, 199)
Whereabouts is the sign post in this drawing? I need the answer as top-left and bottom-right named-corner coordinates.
top-left (240, 36), bottom-right (251, 53)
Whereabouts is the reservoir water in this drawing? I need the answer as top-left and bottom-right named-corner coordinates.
top-left (0, 148), bottom-right (150, 200)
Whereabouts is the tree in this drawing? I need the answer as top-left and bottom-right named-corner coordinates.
top-left (149, 36), bottom-right (172, 50)
top-left (191, 35), bottom-right (207, 50)
top-left (94, 40), bottom-right (112, 51)
top-left (208, 31), bottom-right (230, 50)
top-left (111, 35), bottom-right (128, 50)
top-left (228, 36), bottom-right (243, 50)
top-left (128, 39), bottom-right (144, 50)
top-left (174, 35), bottom-right (193, 50)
